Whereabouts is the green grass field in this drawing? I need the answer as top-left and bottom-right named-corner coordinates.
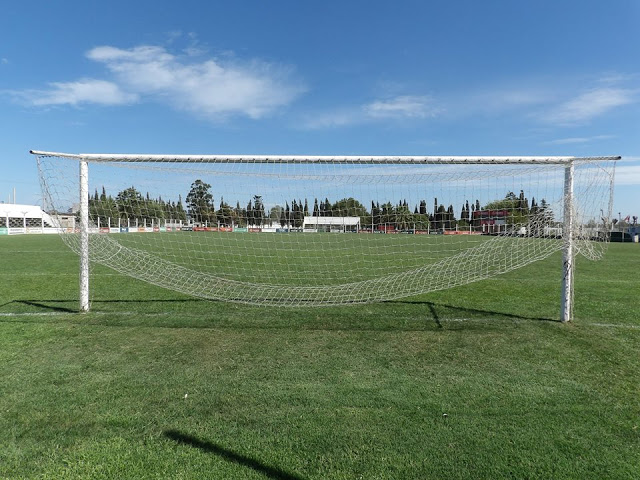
top-left (1, 235), bottom-right (638, 479)
top-left (102, 230), bottom-right (502, 284)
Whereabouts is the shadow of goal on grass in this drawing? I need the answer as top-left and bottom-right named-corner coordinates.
top-left (388, 300), bottom-right (560, 323)
top-left (7, 298), bottom-right (208, 314)
top-left (164, 430), bottom-right (304, 480)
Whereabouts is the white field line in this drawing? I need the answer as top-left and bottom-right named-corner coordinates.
top-left (588, 323), bottom-right (640, 329)
top-left (0, 312), bottom-right (76, 317)
top-left (0, 311), bottom-right (170, 317)
top-left (1, 251), bottom-right (71, 253)
top-left (0, 273), bottom-right (122, 276)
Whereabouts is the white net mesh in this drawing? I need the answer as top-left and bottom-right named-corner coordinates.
top-left (35, 153), bottom-right (616, 306)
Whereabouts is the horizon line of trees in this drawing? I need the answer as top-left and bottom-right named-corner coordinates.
top-left (87, 180), bottom-right (554, 230)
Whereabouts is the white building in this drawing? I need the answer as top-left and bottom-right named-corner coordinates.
top-left (0, 203), bottom-right (71, 235)
top-left (302, 216), bottom-right (361, 233)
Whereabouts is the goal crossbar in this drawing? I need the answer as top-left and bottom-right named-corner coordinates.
top-left (30, 150), bottom-right (621, 165)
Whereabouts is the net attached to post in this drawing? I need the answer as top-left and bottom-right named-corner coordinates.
top-left (34, 152), bottom-right (617, 306)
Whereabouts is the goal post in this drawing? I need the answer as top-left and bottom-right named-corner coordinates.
top-left (560, 160), bottom-right (575, 323)
top-left (79, 159), bottom-right (90, 313)
top-left (31, 150), bottom-right (619, 321)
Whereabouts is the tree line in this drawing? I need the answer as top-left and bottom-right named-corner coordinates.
top-left (89, 186), bottom-right (187, 227)
top-left (89, 180), bottom-right (552, 230)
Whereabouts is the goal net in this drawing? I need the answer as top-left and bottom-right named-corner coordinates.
top-left (33, 152), bottom-right (617, 313)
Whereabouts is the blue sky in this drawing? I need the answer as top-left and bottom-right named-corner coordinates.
top-left (1, 0), bottom-right (638, 217)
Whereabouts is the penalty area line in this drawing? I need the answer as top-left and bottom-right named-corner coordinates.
top-left (587, 323), bottom-right (640, 329)
top-left (0, 311), bottom-right (178, 318)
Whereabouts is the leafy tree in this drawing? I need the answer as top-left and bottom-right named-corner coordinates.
top-left (331, 197), bottom-right (370, 228)
top-left (371, 201), bottom-right (380, 228)
top-left (323, 197), bottom-right (331, 216)
top-left (539, 199), bottom-right (553, 224)
top-left (518, 190), bottom-right (529, 214)
top-left (186, 180), bottom-right (215, 224)
top-left (116, 186), bottom-right (144, 222)
top-left (175, 195), bottom-right (187, 222)
top-left (246, 199), bottom-right (254, 226)
top-left (484, 192), bottom-right (519, 210)
top-left (381, 202), bottom-right (394, 227)
top-left (481, 191), bottom-right (544, 233)
top-left (395, 202), bottom-right (413, 230)
top-left (446, 204), bottom-right (456, 230)
top-left (284, 202), bottom-right (291, 227)
top-left (216, 197), bottom-right (234, 226)
top-left (291, 199), bottom-right (300, 227)
top-left (269, 205), bottom-right (283, 226)
top-left (235, 201), bottom-right (247, 227)
top-left (280, 202), bottom-right (288, 227)
top-left (253, 195), bottom-right (265, 226)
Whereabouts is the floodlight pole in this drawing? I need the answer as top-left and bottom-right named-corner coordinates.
top-left (79, 159), bottom-right (90, 312)
top-left (560, 160), bottom-right (575, 322)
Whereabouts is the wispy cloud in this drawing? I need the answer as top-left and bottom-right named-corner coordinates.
top-left (1, 58), bottom-right (8, 65)
top-left (468, 87), bottom-right (554, 115)
top-left (364, 95), bottom-right (437, 119)
top-left (544, 134), bottom-right (616, 145)
top-left (15, 79), bottom-right (137, 106)
top-left (451, 75), bottom-right (638, 128)
top-left (302, 95), bottom-right (439, 129)
top-left (11, 44), bottom-right (305, 120)
top-left (544, 87), bottom-right (637, 125)
top-left (615, 165), bottom-right (640, 185)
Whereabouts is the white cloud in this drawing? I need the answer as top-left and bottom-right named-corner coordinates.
top-left (470, 88), bottom-right (554, 115)
top-left (85, 45), bottom-right (305, 119)
top-left (364, 95), bottom-right (437, 119)
top-left (545, 135), bottom-right (616, 145)
top-left (302, 95), bottom-right (439, 129)
top-left (545, 87), bottom-right (637, 125)
top-left (302, 110), bottom-right (360, 129)
top-left (10, 44), bottom-right (304, 120)
top-left (21, 79), bottom-right (137, 106)
top-left (614, 165), bottom-right (640, 185)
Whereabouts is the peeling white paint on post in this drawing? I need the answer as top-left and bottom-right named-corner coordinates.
top-left (79, 160), bottom-right (90, 312)
top-left (560, 160), bottom-right (575, 322)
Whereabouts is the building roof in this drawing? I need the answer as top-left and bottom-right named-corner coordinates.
top-left (0, 203), bottom-right (60, 226)
top-left (303, 216), bottom-right (361, 226)
top-left (0, 203), bottom-right (47, 217)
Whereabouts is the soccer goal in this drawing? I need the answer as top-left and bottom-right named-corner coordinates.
top-left (31, 150), bottom-right (619, 321)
